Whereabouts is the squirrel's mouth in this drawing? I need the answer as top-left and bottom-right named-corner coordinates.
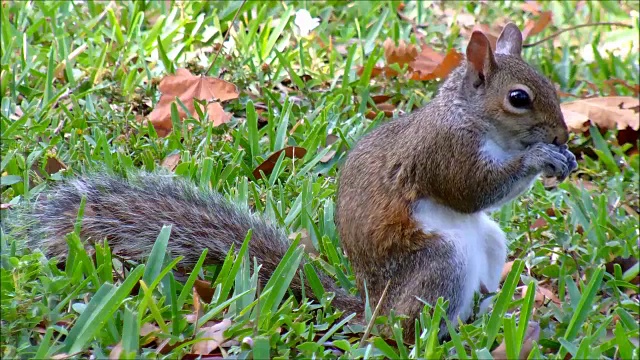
top-left (519, 140), bottom-right (537, 150)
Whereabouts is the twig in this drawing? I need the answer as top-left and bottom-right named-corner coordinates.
top-left (206, 0), bottom-right (247, 75)
top-left (359, 280), bottom-right (391, 348)
top-left (396, 10), bottom-right (632, 50)
top-left (523, 22), bottom-right (633, 48)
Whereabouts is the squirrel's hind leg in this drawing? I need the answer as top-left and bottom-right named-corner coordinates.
top-left (372, 237), bottom-right (468, 342)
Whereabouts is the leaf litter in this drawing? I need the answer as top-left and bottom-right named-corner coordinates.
top-left (358, 39), bottom-right (463, 82)
top-left (145, 68), bottom-right (239, 137)
top-left (252, 146), bottom-right (307, 179)
top-left (562, 96), bottom-right (639, 153)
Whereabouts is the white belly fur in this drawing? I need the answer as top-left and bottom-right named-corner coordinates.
top-left (412, 199), bottom-right (507, 323)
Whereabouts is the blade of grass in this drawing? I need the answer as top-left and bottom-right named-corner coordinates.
top-left (64, 264), bottom-right (145, 354)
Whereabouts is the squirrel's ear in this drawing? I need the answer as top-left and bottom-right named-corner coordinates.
top-left (465, 30), bottom-right (496, 83)
top-left (495, 23), bottom-right (523, 57)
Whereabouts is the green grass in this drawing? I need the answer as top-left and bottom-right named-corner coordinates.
top-left (1, 1), bottom-right (639, 359)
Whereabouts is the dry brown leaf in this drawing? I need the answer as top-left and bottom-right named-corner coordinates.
top-left (538, 285), bottom-right (561, 305)
top-left (520, 284), bottom-right (561, 307)
top-left (410, 48), bottom-right (463, 81)
top-left (383, 38), bottom-right (418, 77)
top-left (520, 0), bottom-right (542, 14)
top-left (140, 323), bottom-right (161, 346)
top-left (109, 341), bottom-right (123, 360)
top-left (359, 40), bottom-right (461, 81)
top-left (364, 66), bottom-right (385, 78)
top-left (289, 229), bottom-right (319, 257)
top-left (145, 68), bottom-right (239, 137)
top-left (194, 279), bottom-right (215, 304)
top-left (371, 95), bottom-right (393, 104)
top-left (522, 11), bottom-right (552, 39)
top-left (375, 102), bottom-right (397, 117)
top-left (44, 156), bottom-right (67, 175)
top-left (545, 208), bottom-right (556, 217)
top-left (192, 319), bottom-right (232, 355)
top-left (605, 255), bottom-right (640, 285)
top-left (561, 96), bottom-right (640, 134)
top-left (530, 217), bottom-right (548, 230)
top-left (491, 321), bottom-right (541, 359)
top-left (252, 146), bottom-right (307, 179)
top-left (501, 261), bottom-right (515, 283)
top-left (161, 153), bottom-right (181, 171)
top-left (319, 134), bottom-right (340, 163)
top-left (365, 110), bottom-right (378, 120)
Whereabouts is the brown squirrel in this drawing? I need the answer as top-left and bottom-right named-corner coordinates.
top-left (4, 23), bottom-right (576, 341)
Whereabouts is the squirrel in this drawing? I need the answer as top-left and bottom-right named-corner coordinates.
top-left (3, 23), bottom-right (576, 341)
top-left (336, 22), bottom-right (577, 338)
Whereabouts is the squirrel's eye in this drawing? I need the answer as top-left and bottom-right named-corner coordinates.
top-left (508, 89), bottom-right (532, 108)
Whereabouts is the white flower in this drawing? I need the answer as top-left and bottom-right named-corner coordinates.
top-left (223, 36), bottom-right (236, 54)
top-left (294, 9), bottom-right (320, 37)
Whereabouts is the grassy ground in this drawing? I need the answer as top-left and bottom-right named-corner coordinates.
top-left (1, 1), bottom-right (639, 359)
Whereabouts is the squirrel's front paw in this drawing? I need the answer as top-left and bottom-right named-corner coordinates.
top-left (556, 144), bottom-right (578, 181)
top-left (525, 143), bottom-right (573, 179)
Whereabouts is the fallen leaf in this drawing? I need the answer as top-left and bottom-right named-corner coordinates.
top-left (319, 134), bottom-right (340, 163)
top-left (161, 152), bottom-right (181, 171)
top-left (562, 96), bottom-right (639, 133)
top-left (530, 217), bottom-right (548, 230)
top-left (538, 285), bottom-right (561, 305)
top-left (562, 96), bottom-right (640, 153)
top-left (410, 47), bottom-right (463, 81)
top-left (522, 284), bottom-right (560, 307)
top-left (520, 0), bottom-right (542, 14)
top-left (140, 323), bottom-right (161, 345)
top-left (145, 68), bottom-right (239, 137)
top-left (373, 102), bottom-right (397, 117)
top-left (192, 319), bottom-right (232, 355)
top-left (109, 341), bottom-right (123, 360)
top-left (252, 146), bottom-right (307, 179)
top-left (605, 255), bottom-right (640, 285)
top-left (289, 229), bottom-right (318, 257)
top-left (44, 156), bottom-right (67, 175)
top-left (194, 279), bottom-right (215, 304)
top-left (383, 38), bottom-right (418, 77)
top-left (491, 321), bottom-right (541, 359)
top-left (501, 261), bottom-right (515, 283)
top-left (522, 11), bottom-right (552, 39)
top-left (365, 66), bottom-right (385, 78)
top-left (281, 74), bottom-right (313, 88)
top-left (206, 102), bottom-right (233, 127)
top-left (371, 95), bottom-right (393, 104)
top-left (359, 40), bottom-right (461, 81)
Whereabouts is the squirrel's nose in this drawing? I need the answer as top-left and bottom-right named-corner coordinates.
top-left (552, 126), bottom-right (569, 145)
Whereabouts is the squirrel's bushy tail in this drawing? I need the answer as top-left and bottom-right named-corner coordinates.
top-left (3, 171), bottom-right (362, 313)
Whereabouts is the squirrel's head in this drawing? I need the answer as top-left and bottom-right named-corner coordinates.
top-left (459, 23), bottom-right (569, 150)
